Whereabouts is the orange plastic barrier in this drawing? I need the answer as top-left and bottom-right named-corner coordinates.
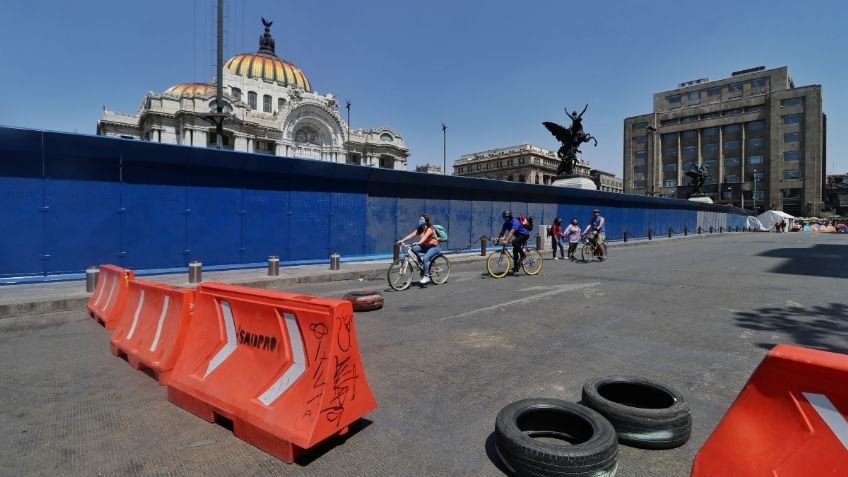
top-left (166, 283), bottom-right (377, 463)
top-left (109, 280), bottom-right (195, 385)
top-left (692, 344), bottom-right (848, 476)
top-left (87, 264), bottom-right (135, 329)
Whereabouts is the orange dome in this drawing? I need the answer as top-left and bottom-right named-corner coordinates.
top-left (224, 53), bottom-right (312, 92)
top-left (164, 83), bottom-right (216, 96)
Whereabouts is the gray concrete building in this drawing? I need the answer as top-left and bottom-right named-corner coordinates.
top-left (623, 66), bottom-right (826, 215)
top-left (415, 163), bottom-right (443, 174)
top-left (590, 169), bottom-right (624, 193)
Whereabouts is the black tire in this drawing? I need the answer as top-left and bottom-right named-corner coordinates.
top-left (495, 398), bottom-right (618, 476)
top-left (581, 376), bottom-right (691, 449)
top-left (342, 290), bottom-right (385, 312)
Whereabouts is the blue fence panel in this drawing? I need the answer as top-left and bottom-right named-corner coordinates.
top-left (396, 196), bottom-right (421, 239)
top-left (122, 142), bottom-right (189, 270)
top-left (289, 190), bottom-right (331, 261)
top-left (330, 191), bottom-right (367, 257)
top-left (365, 194), bottom-right (396, 255)
top-left (43, 132), bottom-right (122, 274)
top-left (0, 128), bottom-right (44, 278)
top-left (241, 186), bottom-right (289, 263)
top-left (472, 200), bottom-right (493, 242)
top-left (448, 199), bottom-right (473, 250)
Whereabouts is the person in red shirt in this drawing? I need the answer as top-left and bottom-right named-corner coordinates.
top-left (550, 217), bottom-right (564, 260)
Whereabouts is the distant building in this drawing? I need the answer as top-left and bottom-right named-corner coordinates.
top-left (825, 173), bottom-right (848, 215)
top-left (453, 144), bottom-right (590, 185)
top-left (624, 66), bottom-right (825, 215)
top-left (416, 163), bottom-right (443, 174)
top-left (590, 169), bottom-right (624, 193)
top-left (97, 19), bottom-right (409, 169)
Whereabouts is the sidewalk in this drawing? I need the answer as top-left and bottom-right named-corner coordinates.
top-left (0, 231), bottom-right (738, 318)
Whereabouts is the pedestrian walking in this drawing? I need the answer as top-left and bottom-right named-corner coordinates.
top-left (550, 218), bottom-right (564, 260)
top-left (563, 218), bottom-right (581, 261)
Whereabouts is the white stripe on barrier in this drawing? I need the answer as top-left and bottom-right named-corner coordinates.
top-left (257, 312), bottom-right (306, 406)
top-left (93, 270), bottom-right (107, 306)
top-left (203, 300), bottom-right (237, 379)
top-left (149, 295), bottom-right (170, 352)
top-left (126, 290), bottom-right (145, 340)
top-left (803, 392), bottom-right (848, 450)
top-left (102, 276), bottom-right (118, 314)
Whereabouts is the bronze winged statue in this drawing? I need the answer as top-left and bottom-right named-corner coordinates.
top-left (685, 162), bottom-right (709, 195)
top-left (543, 105), bottom-right (598, 177)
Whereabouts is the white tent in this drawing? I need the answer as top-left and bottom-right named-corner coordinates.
top-left (746, 216), bottom-right (765, 231)
top-left (756, 210), bottom-right (795, 231)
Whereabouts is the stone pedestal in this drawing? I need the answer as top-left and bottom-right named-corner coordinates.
top-left (552, 174), bottom-right (597, 190)
top-left (688, 194), bottom-right (714, 204)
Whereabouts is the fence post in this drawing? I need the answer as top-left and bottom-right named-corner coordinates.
top-left (393, 242), bottom-right (400, 262)
top-left (668, 227), bottom-right (672, 238)
top-left (709, 226), bottom-right (714, 234)
top-left (535, 234), bottom-right (542, 251)
top-left (697, 226), bottom-right (702, 234)
top-left (623, 230), bottom-right (628, 242)
top-left (189, 260), bottom-right (202, 284)
top-left (480, 236), bottom-right (487, 256)
top-left (684, 226), bottom-right (689, 236)
top-left (648, 228), bottom-right (653, 240)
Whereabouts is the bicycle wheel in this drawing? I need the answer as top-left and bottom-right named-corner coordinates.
top-left (521, 249), bottom-right (544, 275)
top-left (582, 243), bottom-right (596, 262)
top-left (429, 255), bottom-right (451, 284)
top-left (387, 259), bottom-right (414, 291)
top-left (597, 242), bottom-right (608, 262)
top-left (487, 251), bottom-right (512, 278)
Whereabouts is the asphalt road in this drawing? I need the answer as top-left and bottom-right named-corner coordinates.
top-left (1, 232), bottom-right (845, 476)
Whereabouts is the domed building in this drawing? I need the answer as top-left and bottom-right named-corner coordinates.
top-left (97, 19), bottom-right (409, 168)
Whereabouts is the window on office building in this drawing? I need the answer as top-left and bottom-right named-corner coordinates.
top-left (682, 115), bottom-right (698, 123)
top-left (784, 151), bottom-right (801, 161)
top-left (661, 133), bottom-right (677, 144)
top-left (663, 148), bottom-right (677, 159)
top-left (668, 94), bottom-right (681, 103)
top-left (663, 163), bottom-right (677, 173)
top-left (724, 158), bottom-right (740, 168)
top-left (728, 82), bottom-right (743, 92)
top-left (633, 136), bottom-right (646, 144)
top-left (723, 108), bottom-right (742, 116)
top-left (783, 188), bottom-right (802, 199)
top-left (682, 130), bottom-right (697, 141)
top-left (751, 77), bottom-right (767, 88)
top-left (782, 97), bottom-right (804, 106)
top-left (746, 105), bottom-right (764, 113)
top-left (748, 138), bottom-right (764, 149)
top-left (704, 160), bottom-right (718, 171)
top-left (663, 179), bottom-right (677, 187)
top-left (783, 169), bottom-right (802, 179)
top-left (724, 141), bottom-right (741, 151)
top-left (634, 165), bottom-right (647, 174)
top-left (703, 127), bottom-right (718, 137)
top-left (634, 150), bottom-right (646, 161)
top-left (724, 124), bottom-right (741, 134)
top-left (784, 132), bottom-right (801, 143)
top-left (633, 180), bottom-right (646, 188)
top-left (632, 122), bottom-right (648, 130)
top-left (725, 174), bottom-right (740, 183)
top-left (707, 86), bottom-right (721, 96)
top-left (747, 121), bottom-right (765, 131)
top-left (688, 91), bottom-right (700, 101)
top-left (752, 190), bottom-right (765, 200)
top-left (703, 143), bottom-right (718, 153)
top-left (682, 146), bottom-right (697, 158)
top-left (661, 118), bottom-right (679, 126)
top-left (748, 156), bottom-right (764, 165)
top-left (702, 112), bottom-right (720, 120)
top-left (783, 114), bottom-right (803, 125)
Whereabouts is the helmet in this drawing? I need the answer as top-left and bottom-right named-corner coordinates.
top-left (592, 209), bottom-right (600, 213)
top-left (502, 210), bottom-right (512, 219)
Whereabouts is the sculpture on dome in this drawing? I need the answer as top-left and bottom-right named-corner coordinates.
top-left (259, 17), bottom-right (276, 54)
top-left (543, 105), bottom-right (598, 177)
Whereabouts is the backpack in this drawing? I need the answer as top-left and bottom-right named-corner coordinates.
top-left (433, 224), bottom-right (448, 242)
top-left (518, 215), bottom-right (533, 231)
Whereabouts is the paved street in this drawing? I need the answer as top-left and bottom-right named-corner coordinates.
top-left (1, 233), bottom-right (845, 476)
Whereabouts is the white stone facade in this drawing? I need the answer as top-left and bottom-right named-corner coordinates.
top-left (97, 21), bottom-right (409, 170)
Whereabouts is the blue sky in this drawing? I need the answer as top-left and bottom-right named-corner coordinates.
top-left (1, 0), bottom-right (845, 175)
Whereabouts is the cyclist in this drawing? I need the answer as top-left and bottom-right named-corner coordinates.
top-left (398, 214), bottom-right (440, 284)
top-left (583, 209), bottom-right (606, 256)
top-left (497, 210), bottom-right (530, 276)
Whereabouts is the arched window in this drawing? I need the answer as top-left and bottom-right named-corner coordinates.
top-left (278, 97), bottom-right (285, 111)
top-left (248, 91), bottom-right (257, 109)
top-left (380, 132), bottom-right (393, 142)
top-left (263, 95), bottom-right (272, 113)
top-left (231, 87), bottom-right (242, 101)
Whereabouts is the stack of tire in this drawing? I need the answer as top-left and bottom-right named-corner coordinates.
top-left (494, 376), bottom-right (691, 476)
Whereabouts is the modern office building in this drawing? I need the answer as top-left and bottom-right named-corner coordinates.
top-left (623, 66), bottom-right (825, 215)
top-left (453, 144), bottom-right (592, 184)
top-left (98, 19), bottom-right (410, 169)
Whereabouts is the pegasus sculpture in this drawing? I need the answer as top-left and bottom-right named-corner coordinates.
top-left (543, 105), bottom-right (598, 177)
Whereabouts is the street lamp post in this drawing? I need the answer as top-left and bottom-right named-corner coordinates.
top-left (441, 123), bottom-right (447, 175)
top-left (752, 169), bottom-right (758, 213)
top-left (345, 99), bottom-right (351, 164)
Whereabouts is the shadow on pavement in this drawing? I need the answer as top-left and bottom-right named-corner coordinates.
top-left (734, 303), bottom-right (848, 354)
top-left (484, 432), bottom-right (511, 476)
top-left (759, 244), bottom-right (848, 279)
top-left (296, 418), bottom-right (373, 466)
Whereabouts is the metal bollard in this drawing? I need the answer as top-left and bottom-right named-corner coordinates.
top-left (648, 228), bottom-right (653, 240)
top-left (329, 253), bottom-right (340, 271)
top-left (668, 227), bottom-right (672, 238)
top-left (480, 237), bottom-right (487, 256)
top-left (623, 230), bottom-right (628, 242)
top-left (267, 256), bottom-right (280, 276)
top-left (719, 226), bottom-right (723, 233)
top-left (737, 226), bottom-right (740, 232)
top-left (535, 234), bottom-right (542, 251)
top-left (85, 266), bottom-right (99, 293)
top-left (684, 226), bottom-right (689, 236)
top-left (188, 260), bottom-right (202, 284)
top-left (709, 226), bottom-right (714, 234)
top-left (697, 226), bottom-right (702, 234)
top-left (393, 243), bottom-right (400, 262)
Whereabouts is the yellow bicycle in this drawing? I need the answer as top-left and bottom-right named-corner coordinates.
top-left (486, 237), bottom-right (544, 278)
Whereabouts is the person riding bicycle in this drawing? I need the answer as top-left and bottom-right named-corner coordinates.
top-left (583, 209), bottom-right (606, 254)
top-left (398, 214), bottom-right (440, 284)
top-left (497, 210), bottom-right (530, 276)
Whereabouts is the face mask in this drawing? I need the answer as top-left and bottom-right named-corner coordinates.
top-left (418, 218), bottom-right (425, 226)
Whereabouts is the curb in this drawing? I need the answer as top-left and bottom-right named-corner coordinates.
top-left (0, 232), bottom-right (741, 319)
